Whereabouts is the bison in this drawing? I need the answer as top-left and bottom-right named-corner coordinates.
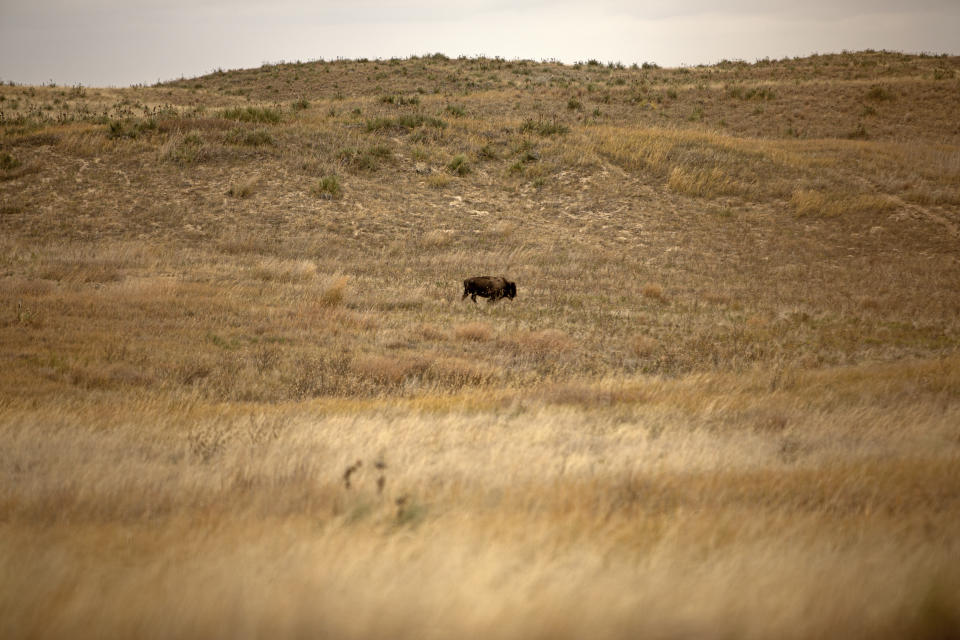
top-left (462, 276), bottom-right (517, 303)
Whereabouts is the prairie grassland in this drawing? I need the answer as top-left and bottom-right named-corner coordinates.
top-left (2, 51), bottom-right (960, 638)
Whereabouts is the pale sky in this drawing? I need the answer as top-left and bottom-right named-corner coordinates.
top-left (1, 0), bottom-right (958, 87)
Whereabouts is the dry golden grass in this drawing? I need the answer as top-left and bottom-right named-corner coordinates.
top-left (631, 334), bottom-right (661, 357)
top-left (791, 188), bottom-right (900, 217)
top-left (2, 360), bottom-right (959, 638)
top-left (641, 282), bottom-right (666, 300)
top-left (1, 51), bottom-right (959, 638)
top-left (226, 175), bottom-right (259, 198)
top-left (318, 274), bottom-right (349, 306)
top-left (454, 321), bottom-right (493, 341)
top-left (421, 228), bottom-right (455, 248)
top-left (427, 173), bottom-right (452, 188)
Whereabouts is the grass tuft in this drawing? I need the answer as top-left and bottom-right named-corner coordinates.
top-left (447, 154), bottom-right (471, 176)
top-left (226, 177), bottom-right (258, 198)
top-left (521, 118), bottom-right (570, 136)
top-left (0, 152), bottom-right (21, 171)
top-left (641, 283), bottom-right (666, 300)
top-left (159, 131), bottom-right (207, 165)
top-left (225, 127), bottom-right (274, 146)
top-left (312, 175), bottom-right (342, 198)
top-left (428, 173), bottom-right (451, 188)
top-left (319, 275), bottom-right (349, 306)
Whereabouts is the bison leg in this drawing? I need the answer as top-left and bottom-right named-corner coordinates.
top-left (471, 293), bottom-right (478, 303)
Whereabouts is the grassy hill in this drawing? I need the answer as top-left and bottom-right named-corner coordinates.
top-left (2, 51), bottom-right (960, 638)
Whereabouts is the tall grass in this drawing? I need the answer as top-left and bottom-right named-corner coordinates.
top-left (2, 360), bottom-right (959, 638)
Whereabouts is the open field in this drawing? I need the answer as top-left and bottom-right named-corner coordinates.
top-left (2, 50), bottom-right (960, 637)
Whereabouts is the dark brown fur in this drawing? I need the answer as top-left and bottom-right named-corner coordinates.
top-left (462, 276), bottom-right (517, 303)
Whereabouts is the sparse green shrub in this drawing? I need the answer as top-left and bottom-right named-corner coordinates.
top-left (338, 146), bottom-right (391, 171)
top-left (292, 98), bottom-right (310, 111)
top-left (403, 114), bottom-right (447, 129)
top-left (160, 131), bottom-right (207, 165)
top-left (445, 104), bottom-right (466, 117)
top-left (367, 144), bottom-right (392, 159)
top-left (727, 86), bottom-right (776, 100)
top-left (352, 153), bottom-right (376, 172)
top-left (220, 106), bottom-right (282, 123)
top-left (364, 117), bottom-right (392, 132)
top-left (224, 127), bottom-right (274, 146)
top-left (313, 175), bottom-right (342, 198)
top-left (0, 152), bottom-right (21, 171)
top-left (447, 154), bottom-right (470, 176)
top-left (865, 85), bottom-right (894, 101)
top-left (226, 178), bottom-right (257, 198)
top-left (846, 123), bottom-right (869, 139)
top-left (520, 118), bottom-right (569, 136)
top-left (520, 149), bottom-right (540, 163)
top-left (567, 97), bottom-right (583, 110)
top-left (410, 128), bottom-right (442, 144)
top-left (107, 117), bottom-right (157, 139)
top-left (394, 496), bottom-right (427, 527)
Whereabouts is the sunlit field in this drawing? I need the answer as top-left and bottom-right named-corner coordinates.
top-left (2, 50), bottom-right (959, 638)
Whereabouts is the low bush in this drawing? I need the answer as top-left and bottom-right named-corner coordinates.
top-left (313, 175), bottom-right (342, 198)
top-left (221, 106), bottom-right (282, 123)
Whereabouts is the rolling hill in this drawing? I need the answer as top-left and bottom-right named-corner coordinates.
top-left (2, 50), bottom-right (959, 638)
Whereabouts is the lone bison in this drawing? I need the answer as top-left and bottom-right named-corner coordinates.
top-left (462, 276), bottom-right (517, 303)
